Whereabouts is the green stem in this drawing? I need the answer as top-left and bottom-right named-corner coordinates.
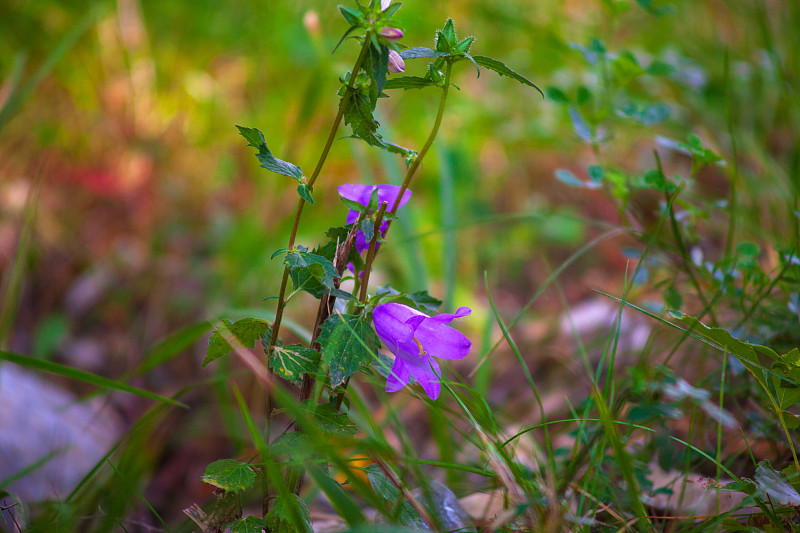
top-left (262, 36), bottom-right (372, 518)
top-left (358, 201), bottom-right (389, 302)
top-left (268, 37), bottom-right (373, 355)
top-left (389, 60), bottom-right (454, 214)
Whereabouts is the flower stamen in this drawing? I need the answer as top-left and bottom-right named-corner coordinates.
top-left (413, 337), bottom-right (426, 357)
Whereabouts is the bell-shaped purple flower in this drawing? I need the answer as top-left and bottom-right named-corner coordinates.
top-left (337, 184), bottom-right (411, 254)
top-left (388, 50), bottom-right (405, 74)
top-left (372, 302), bottom-right (471, 400)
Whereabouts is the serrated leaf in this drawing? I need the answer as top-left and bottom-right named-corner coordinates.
top-left (229, 516), bottom-right (267, 533)
top-left (265, 494), bottom-right (313, 533)
top-left (202, 459), bottom-right (256, 493)
top-left (384, 76), bottom-right (437, 90)
top-left (318, 314), bottom-right (381, 387)
top-left (269, 344), bottom-right (321, 384)
top-left (285, 252), bottom-right (339, 298)
top-left (297, 184), bottom-right (315, 205)
top-left (472, 55), bottom-right (543, 96)
top-left (314, 403), bottom-right (359, 435)
top-left (236, 125), bottom-right (303, 180)
top-left (371, 44), bottom-right (389, 95)
top-left (400, 47), bottom-right (448, 60)
top-left (204, 318), bottom-right (270, 367)
top-left (339, 6), bottom-right (362, 26)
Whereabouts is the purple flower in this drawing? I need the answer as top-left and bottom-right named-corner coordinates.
top-left (337, 184), bottom-right (411, 254)
top-left (388, 50), bottom-right (405, 74)
top-left (372, 302), bottom-right (471, 400)
top-left (379, 27), bottom-right (403, 42)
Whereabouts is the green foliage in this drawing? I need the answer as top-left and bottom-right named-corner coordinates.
top-left (265, 495), bottom-right (313, 533)
top-left (472, 55), bottom-right (544, 96)
top-left (375, 285), bottom-right (442, 314)
top-left (317, 313), bottom-right (381, 387)
top-left (313, 403), bottom-right (359, 435)
top-left (204, 317), bottom-right (271, 367)
top-left (229, 516), bottom-right (268, 533)
top-left (201, 459), bottom-right (256, 493)
top-left (236, 125), bottom-right (303, 180)
top-left (268, 343), bottom-right (321, 384)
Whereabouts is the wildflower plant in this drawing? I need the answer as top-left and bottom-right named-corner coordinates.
top-left (198, 1), bottom-right (540, 530)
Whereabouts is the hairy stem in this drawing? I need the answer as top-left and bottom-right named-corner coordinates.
top-left (262, 36), bottom-right (372, 517)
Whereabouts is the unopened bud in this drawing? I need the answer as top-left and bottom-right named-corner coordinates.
top-left (303, 10), bottom-right (320, 35)
top-left (381, 0), bottom-right (391, 11)
top-left (388, 50), bottom-right (405, 74)
top-left (379, 27), bottom-right (403, 42)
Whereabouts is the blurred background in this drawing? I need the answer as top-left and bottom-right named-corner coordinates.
top-left (1, 0), bottom-right (798, 530)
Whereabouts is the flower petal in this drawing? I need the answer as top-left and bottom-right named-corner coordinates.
top-left (424, 306), bottom-right (472, 326)
top-left (405, 357), bottom-right (441, 400)
top-left (414, 319), bottom-right (471, 360)
top-left (372, 302), bottom-right (423, 353)
top-left (375, 184), bottom-right (411, 211)
top-left (337, 184), bottom-right (376, 206)
top-left (385, 357), bottom-right (410, 393)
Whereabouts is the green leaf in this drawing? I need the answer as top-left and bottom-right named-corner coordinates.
top-left (269, 343), bottom-right (321, 384)
top-left (236, 125), bottom-right (303, 180)
top-left (265, 494), bottom-right (313, 533)
top-left (360, 218), bottom-right (374, 242)
top-left (383, 76), bottom-right (437, 90)
top-left (317, 314), bottom-right (381, 387)
top-left (611, 51), bottom-right (645, 87)
top-left (454, 36), bottom-right (475, 54)
top-left (314, 403), bottom-right (359, 435)
top-left (339, 6), bottom-right (363, 26)
top-left (0, 349), bottom-right (183, 407)
top-left (204, 318), bottom-right (270, 367)
top-left (371, 44), bottom-right (389, 95)
top-left (297, 183), bottom-right (315, 205)
top-left (375, 285), bottom-right (442, 314)
top-left (663, 285), bottom-right (682, 310)
top-left (343, 89), bottom-right (383, 146)
top-left (285, 252), bottom-right (340, 298)
top-left (230, 516), bottom-right (268, 533)
top-left (400, 47), bottom-right (448, 60)
top-left (441, 18), bottom-right (457, 49)
top-left (472, 55), bottom-right (544, 96)
top-left (201, 459), bottom-right (256, 493)
top-left (366, 464), bottom-right (400, 501)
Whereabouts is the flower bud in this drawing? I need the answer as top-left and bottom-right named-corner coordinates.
top-left (388, 49), bottom-right (405, 74)
top-left (381, 0), bottom-right (391, 11)
top-left (378, 26), bottom-right (403, 42)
